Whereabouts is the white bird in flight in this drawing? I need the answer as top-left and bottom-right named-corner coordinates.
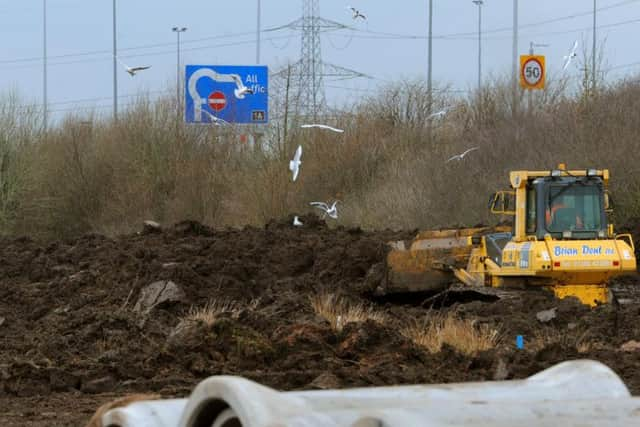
top-left (310, 201), bottom-right (338, 219)
top-left (300, 124), bottom-right (345, 133)
top-left (115, 56), bottom-right (151, 76)
top-left (289, 145), bottom-right (302, 182)
top-left (208, 70), bottom-right (254, 99)
top-left (446, 147), bottom-right (479, 163)
top-left (562, 41), bottom-right (579, 71)
top-left (347, 6), bottom-right (366, 20)
top-left (202, 110), bottom-right (230, 126)
top-left (293, 216), bottom-right (303, 227)
top-left (230, 74), bottom-right (254, 99)
top-left (427, 107), bottom-right (452, 120)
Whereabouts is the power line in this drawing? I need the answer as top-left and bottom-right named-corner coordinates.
top-left (346, 0), bottom-right (640, 41)
top-left (49, 101), bottom-right (140, 113)
top-left (605, 60), bottom-right (640, 72)
top-left (49, 89), bottom-right (171, 106)
top-left (437, 0), bottom-right (640, 39)
top-left (0, 0), bottom-right (636, 69)
top-left (325, 84), bottom-right (372, 93)
top-left (0, 33), bottom-right (297, 71)
top-left (329, 14), bottom-right (640, 43)
top-left (1, 1), bottom-right (636, 71)
top-left (0, 29), bottom-right (258, 66)
top-left (13, 1), bottom-right (633, 67)
top-left (504, 16), bottom-right (640, 40)
top-left (12, 89), bottom-right (171, 112)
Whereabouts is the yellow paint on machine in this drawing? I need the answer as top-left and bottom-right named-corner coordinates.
top-left (551, 285), bottom-right (609, 306)
top-left (383, 165), bottom-right (637, 306)
top-left (500, 240), bottom-right (633, 275)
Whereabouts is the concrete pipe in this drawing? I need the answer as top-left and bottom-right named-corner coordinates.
top-left (102, 360), bottom-right (636, 427)
top-left (101, 399), bottom-right (186, 427)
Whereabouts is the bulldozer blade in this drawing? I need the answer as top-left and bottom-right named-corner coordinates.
top-left (380, 228), bottom-right (488, 296)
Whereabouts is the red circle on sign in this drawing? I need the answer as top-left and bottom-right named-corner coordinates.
top-left (521, 57), bottom-right (544, 88)
top-left (208, 91), bottom-right (226, 112)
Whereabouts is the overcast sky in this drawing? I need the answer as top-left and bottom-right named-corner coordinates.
top-left (1, 0), bottom-right (639, 120)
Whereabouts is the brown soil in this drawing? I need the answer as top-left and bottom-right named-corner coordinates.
top-left (1, 216), bottom-right (639, 426)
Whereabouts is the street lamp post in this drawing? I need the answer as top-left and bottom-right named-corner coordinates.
top-left (172, 27), bottom-right (188, 118)
top-left (512, 0), bottom-right (518, 118)
top-left (427, 0), bottom-right (433, 143)
top-left (113, 0), bottom-right (118, 121)
top-left (43, 0), bottom-right (47, 133)
top-left (472, 1), bottom-right (483, 93)
top-left (592, 0), bottom-right (597, 93)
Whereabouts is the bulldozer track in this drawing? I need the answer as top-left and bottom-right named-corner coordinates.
top-left (611, 283), bottom-right (640, 305)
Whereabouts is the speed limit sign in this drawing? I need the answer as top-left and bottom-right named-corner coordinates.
top-left (519, 55), bottom-right (545, 90)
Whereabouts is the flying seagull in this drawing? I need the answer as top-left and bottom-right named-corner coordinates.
top-left (202, 110), bottom-right (230, 126)
top-left (300, 124), bottom-right (345, 133)
top-left (446, 147), bottom-right (479, 163)
top-left (562, 40), bottom-right (579, 71)
top-left (289, 145), bottom-right (302, 182)
top-left (230, 74), bottom-right (254, 99)
top-left (115, 56), bottom-right (151, 76)
top-left (347, 6), bottom-right (366, 20)
top-left (208, 70), bottom-right (254, 99)
top-left (427, 107), bottom-right (452, 120)
top-left (293, 216), bottom-right (303, 227)
top-left (310, 201), bottom-right (338, 219)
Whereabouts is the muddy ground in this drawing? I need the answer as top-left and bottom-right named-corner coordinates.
top-left (1, 216), bottom-right (639, 426)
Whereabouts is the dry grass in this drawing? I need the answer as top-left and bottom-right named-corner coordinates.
top-left (2, 74), bottom-right (640, 238)
top-left (181, 300), bottom-right (240, 327)
top-left (400, 319), bottom-right (442, 354)
top-left (401, 312), bottom-right (500, 356)
top-left (310, 293), bottom-right (386, 332)
top-left (529, 327), bottom-right (599, 354)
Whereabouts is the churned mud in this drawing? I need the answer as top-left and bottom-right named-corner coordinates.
top-left (1, 216), bottom-right (638, 426)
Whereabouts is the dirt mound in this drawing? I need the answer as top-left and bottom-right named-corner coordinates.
top-left (0, 218), bottom-right (639, 425)
top-left (0, 219), bottom-right (410, 396)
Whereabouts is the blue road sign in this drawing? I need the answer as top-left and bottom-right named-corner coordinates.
top-left (185, 65), bottom-right (268, 125)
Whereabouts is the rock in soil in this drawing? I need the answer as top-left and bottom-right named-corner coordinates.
top-left (133, 280), bottom-right (186, 314)
top-left (536, 307), bottom-right (557, 323)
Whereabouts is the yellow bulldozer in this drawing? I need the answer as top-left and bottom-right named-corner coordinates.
top-left (382, 164), bottom-right (636, 306)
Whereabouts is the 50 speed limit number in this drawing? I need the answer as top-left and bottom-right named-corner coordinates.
top-left (519, 55), bottom-right (545, 90)
top-left (523, 60), bottom-right (542, 85)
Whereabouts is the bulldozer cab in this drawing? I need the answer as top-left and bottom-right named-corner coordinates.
top-left (525, 175), bottom-right (607, 241)
top-left (504, 166), bottom-right (612, 242)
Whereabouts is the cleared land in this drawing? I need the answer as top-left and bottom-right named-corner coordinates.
top-left (1, 217), bottom-right (639, 426)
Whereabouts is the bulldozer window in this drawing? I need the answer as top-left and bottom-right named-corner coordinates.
top-left (546, 185), bottom-right (602, 232)
top-left (526, 186), bottom-right (536, 234)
